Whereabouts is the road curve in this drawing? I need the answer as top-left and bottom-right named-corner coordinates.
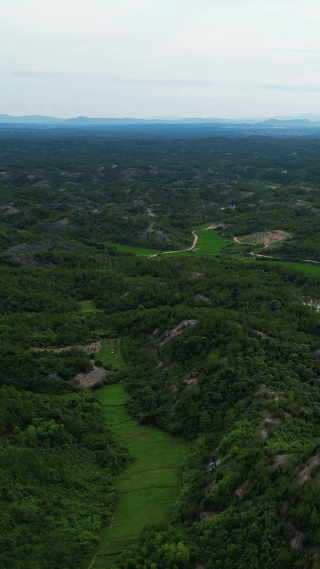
top-left (146, 231), bottom-right (199, 257)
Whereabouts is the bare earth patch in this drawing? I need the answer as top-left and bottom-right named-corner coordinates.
top-left (205, 223), bottom-right (230, 230)
top-left (34, 342), bottom-right (102, 355)
top-left (75, 366), bottom-right (107, 388)
top-left (235, 230), bottom-right (292, 248)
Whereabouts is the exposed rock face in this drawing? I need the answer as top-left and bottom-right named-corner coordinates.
top-left (206, 459), bottom-right (221, 472)
top-left (68, 172), bottom-right (106, 187)
top-left (47, 218), bottom-right (76, 234)
top-left (299, 455), bottom-right (320, 483)
top-left (7, 239), bottom-right (55, 268)
top-left (290, 531), bottom-right (305, 551)
top-left (159, 319), bottom-right (197, 346)
top-left (199, 511), bottom-right (216, 523)
top-left (184, 377), bottom-right (198, 388)
top-left (0, 204), bottom-right (19, 213)
top-left (32, 179), bottom-right (51, 187)
top-left (195, 294), bottom-right (211, 303)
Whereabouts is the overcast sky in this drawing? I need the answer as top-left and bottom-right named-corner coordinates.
top-left (1, 0), bottom-right (320, 118)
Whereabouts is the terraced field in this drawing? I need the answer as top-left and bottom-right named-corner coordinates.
top-left (80, 300), bottom-right (101, 314)
top-left (87, 385), bottom-right (187, 569)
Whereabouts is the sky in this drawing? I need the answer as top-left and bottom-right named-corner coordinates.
top-left (1, 0), bottom-right (320, 118)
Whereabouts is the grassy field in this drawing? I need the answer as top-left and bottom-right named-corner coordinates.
top-left (193, 225), bottom-right (228, 256)
top-left (161, 225), bottom-right (229, 259)
top-left (87, 385), bottom-right (188, 569)
top-left (97, 339), bottom-right (126, 369)
top-left (79, 300), bottom-right (101, 314)
top-left (110, 224), bottom-right (229, 259)
top-left (109, 243), bottom-right (160, 255)
top-left (264, 260), bottom-right (320, 276)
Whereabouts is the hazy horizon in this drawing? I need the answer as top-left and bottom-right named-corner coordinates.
top-left (1, 0), bottom-right (320, 118)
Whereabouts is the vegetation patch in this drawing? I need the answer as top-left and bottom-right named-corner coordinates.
top-left (194, 225), bottom-right (229, 256)
top-left (97, 339), bottom-right (126, 370)
top-left (109, 244), bottom-right (160, 256)
top-left (80, 300), bottom-right (102, 314)
top-left (87, 384), bottom-right (188, 569)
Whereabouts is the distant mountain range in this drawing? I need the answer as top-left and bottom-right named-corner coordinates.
top-left (0, 114), bottom-right (262, 125)
top-left (1, 114), bottom-right (320, 127)
top-left (0, 114), bottom-right (65, 124)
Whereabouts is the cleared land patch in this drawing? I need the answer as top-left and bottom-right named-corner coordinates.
top-left (110, 224), bottom-right (229, 259)
top-left (98, 339), bottom-right (125, 370)
top-left (33, 341), bottom-right (102, 355)
top-left (193, 224), bottom-right (228, 256)
top-left (235, 230), bottom-right (291, 248)
top-left (164, 225), bottom-right (228, 258)
top-left (87, 385), bottom-right (187, 569)
top-left (75, 365), bottom-right (107, 388)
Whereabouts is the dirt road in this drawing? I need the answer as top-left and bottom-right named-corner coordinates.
top-left (147, 231), bottom-right (199, 257)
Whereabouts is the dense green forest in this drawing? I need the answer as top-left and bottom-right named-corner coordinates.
top-left (2, 133), bottom-right (320, 569)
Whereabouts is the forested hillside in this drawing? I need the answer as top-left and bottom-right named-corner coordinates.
top-left (2, 133), bottom-right (320, 569)
top-left (2, 135), bottom-right (320, 259)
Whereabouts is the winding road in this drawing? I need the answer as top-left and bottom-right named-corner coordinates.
top-left (147, 231), bottom-right (199, 257)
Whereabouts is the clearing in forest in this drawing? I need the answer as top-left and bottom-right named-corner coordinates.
top-left (264, 261), bottom-right (320, 276)
top-left (164, 224), bottom-right (229, 258)
top-left (235, 230), bottom-right (291, 248)
top-left (110, 223), bottom-right (229, 258)
top-left (80, 300), bottom-right (101, 314)
top-left (192, 224), bottom-right (228, 256)
top-left (98, 338), bottom-right (126, 370)
top-left (87, 384), bottom-right (187, 569)
top-left (108, 243), bottom-right (160, 255)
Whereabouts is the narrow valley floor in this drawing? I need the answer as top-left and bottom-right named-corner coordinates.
top-left (87, 384), bottom-right (188, 569)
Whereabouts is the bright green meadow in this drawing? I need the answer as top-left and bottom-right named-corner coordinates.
top-left (265, 260), bottom-right (320, 276)
top-left (192, 225), bottom-right (228, 256)
top-left (87, 384), bottom-right (188, 569)
top-left (80, 300), bottom-right (101, 314)
top-left (111, 224), bottom-right (228, 259)
top-left (110, 227), bottom-right (320, 276)
top-left (109, 243), bottom-right (160, 256)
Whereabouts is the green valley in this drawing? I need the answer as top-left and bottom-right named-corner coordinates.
top-left (3, 131), bottom-right (320, 569)
top-left (88, 385), bottom-right (187, 569)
